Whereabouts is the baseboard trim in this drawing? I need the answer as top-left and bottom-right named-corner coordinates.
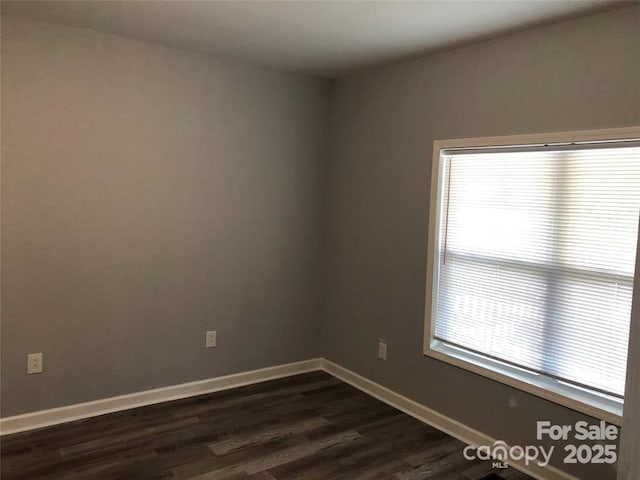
top-left (319, 359), bottom-right (577, 480)
top-left (0, 358), bottom-right (322, 436)
top-left (0, 357), bottom-right (578, 480)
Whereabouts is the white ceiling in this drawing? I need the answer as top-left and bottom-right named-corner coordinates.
top-left (0, 0), bottom-right (623, 78)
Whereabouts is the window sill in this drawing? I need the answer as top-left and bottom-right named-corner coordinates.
top-left (424, 340), bottom-right (623, 426)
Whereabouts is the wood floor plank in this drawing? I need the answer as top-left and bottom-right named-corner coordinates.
top-left (0, 372), bottom-right (534, 480)
top-left (209, 417), bottom-right (329, 456)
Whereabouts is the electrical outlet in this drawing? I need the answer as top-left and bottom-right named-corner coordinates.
top-left (27, 353), bottom-right (43, 374)
top-left (206, 330), bottom-right (217, 348)
top-left (377, 339), bottom-right (387, 360)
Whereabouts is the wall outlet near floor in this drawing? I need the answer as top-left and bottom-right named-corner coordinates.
top-left (378, 339), bottom-right (387, 360)
top-left (206, 330), bottom-right (217, 348)
top-left (27, 353), bottom-right (43, 374)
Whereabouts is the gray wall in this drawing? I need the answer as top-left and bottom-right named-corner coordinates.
top-left (1, 17), bottom-right (328, 417)
top-left (322, 6), bottom-right (639, 480)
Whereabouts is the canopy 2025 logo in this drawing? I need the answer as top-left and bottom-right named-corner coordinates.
top-left (463, 421), bottom-right (618, 468)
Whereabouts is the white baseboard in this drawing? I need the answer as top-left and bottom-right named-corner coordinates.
top-left (0, 356), bottom-right (577, 480)
top-left (319, 359), bottom-right (577, 480)
top-left (0, 358), bottom-right (322, 436)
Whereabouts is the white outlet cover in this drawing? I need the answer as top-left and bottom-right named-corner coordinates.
top-left (378, 340), bottom-right (387, 360)
top-left (27, 353), bottom-right (43, 374)
top-left (206, 330), bottom-right (217, 348)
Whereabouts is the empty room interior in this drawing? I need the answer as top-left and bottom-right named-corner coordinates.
top-left (1, 1), bottom-right (640, 479)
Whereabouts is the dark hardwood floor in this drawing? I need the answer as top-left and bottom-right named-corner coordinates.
top-left (0, 371), bottom-right (533, 480)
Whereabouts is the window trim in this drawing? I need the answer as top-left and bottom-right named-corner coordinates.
top-left (424, 127), bottom-right (640, 427)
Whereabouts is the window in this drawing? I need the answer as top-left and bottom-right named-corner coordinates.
top-left (424, 128), bottom-right (640, 424)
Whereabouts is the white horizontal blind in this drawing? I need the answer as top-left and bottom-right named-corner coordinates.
top-left (434, 142), bottom-right (640, 398)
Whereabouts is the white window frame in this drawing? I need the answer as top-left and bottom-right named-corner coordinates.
top-left (424, 126), bottom-right (640, 426)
